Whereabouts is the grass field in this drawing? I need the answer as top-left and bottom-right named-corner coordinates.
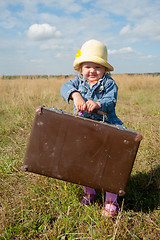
top-left (0, 74), bottom-right (160, 239)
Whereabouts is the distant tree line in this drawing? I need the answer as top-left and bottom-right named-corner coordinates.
top-left (0, 73), bottom-right (160, 80)
top-left (0, 75), bottom-right (71, 80)
top-left (126, 72), bottom-right (160, 76)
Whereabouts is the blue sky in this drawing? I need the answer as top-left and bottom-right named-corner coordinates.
top-left (0, 0), bottom-right (160, 75)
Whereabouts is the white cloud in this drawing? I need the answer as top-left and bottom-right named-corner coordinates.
top-left (120, 19), bottom-right (160, 41)
top-left (27, 23), bottom-right (62, 40)
top-left (40, 43), bottom-right (64, 51)
top-left (56, 52), bottom-right (62, 58)
top-left (96, 0), bottom-right (160, 42)
top-left (133, 19), bottom-right (160, 41)
top-left (109, 47), bottom-right (134, 55)
top-left (30, 58), bottom-right (43, 63)
top-left (120, 24), bottom-right (131, 35)
top-left (140, 54), bottom-right (156, 59)
top-left (81, 0), bottom-right (92, 3)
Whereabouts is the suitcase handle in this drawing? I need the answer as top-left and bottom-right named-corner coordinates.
top-left (77, 109), bottom-right (108, 122)
top-left (92, 109), bottom-right (108, 116)
top-left (93, 110), bottom-right (108, 122)
top-left (77, 109), bottom-right (107, 116)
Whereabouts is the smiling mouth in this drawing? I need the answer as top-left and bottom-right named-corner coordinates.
top-left (89, 75), bottom-right (96, 77)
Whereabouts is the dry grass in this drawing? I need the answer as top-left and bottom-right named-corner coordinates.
top-left (0, 74), bottom-right (160, 239)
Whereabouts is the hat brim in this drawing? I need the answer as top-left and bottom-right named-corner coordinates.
top-left (73, 56), bottom-right (114, 71)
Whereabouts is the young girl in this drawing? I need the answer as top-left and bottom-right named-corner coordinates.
top-left (60, 39), bottom-right (123, 217)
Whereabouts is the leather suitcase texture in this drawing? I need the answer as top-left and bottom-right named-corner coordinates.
top-left (22, 106), bottom-right (142, 196)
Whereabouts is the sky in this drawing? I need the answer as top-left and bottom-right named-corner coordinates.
top-left (0, 0), bottom-right (160, 75)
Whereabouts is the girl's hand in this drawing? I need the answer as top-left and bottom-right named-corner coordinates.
top-left (70, 91), bottom-right (87, 112)
top-left (86, 100), bottom-right (101, 113)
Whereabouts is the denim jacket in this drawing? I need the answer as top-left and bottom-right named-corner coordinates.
top-left (60, 74), bottom-right (123, 125)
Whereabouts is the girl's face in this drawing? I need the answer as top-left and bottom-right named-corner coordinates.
top-left (81, 62), bottom-right (106, 83)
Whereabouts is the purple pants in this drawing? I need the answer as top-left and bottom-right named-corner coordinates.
top-left (83, 186), bottom-right (117, 202)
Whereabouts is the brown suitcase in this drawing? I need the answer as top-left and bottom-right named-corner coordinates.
top-left (22, 106), bottom-right (142, 196)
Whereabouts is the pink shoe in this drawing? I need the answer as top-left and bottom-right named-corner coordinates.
top-left (102, 201), bottom-right (119, 217)
top-left (81, 193), bottom-right (96, 205)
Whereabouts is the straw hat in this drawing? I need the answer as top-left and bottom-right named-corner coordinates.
top-left (73, 39), bottom-right (114, 72)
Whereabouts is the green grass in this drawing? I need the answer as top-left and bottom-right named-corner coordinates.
top-left (0, 74), bottom-right (160, 239)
